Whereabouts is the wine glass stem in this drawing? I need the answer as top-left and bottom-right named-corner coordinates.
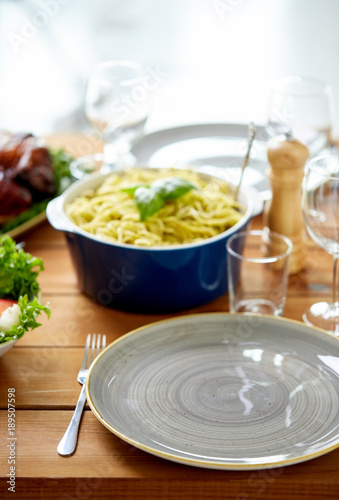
top-left (115, 144), bottom-right (125, 169)
top-left (333, 254), bottom-right (339, 309)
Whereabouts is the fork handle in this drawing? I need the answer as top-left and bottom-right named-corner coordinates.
top-left (57, 385), bottom-right (86, 456)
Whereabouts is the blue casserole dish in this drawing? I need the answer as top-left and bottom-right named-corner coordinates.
top-left (46, 170), bottom-right (253, 313)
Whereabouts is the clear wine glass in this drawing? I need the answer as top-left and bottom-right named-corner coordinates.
top-left (267, 76), bottom-right (335, 156)
top-left (302, 153), bottom-right (339, 335)
top-left (85, 60), bottom-right (149, 170)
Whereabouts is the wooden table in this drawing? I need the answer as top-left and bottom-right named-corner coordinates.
top-left (0, 135), bottom-right (338, 500)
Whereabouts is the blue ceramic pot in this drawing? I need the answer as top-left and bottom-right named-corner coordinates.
top-left (47, 171), bottom-right (253, 313)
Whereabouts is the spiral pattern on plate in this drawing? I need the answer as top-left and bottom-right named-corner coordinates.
top-left (87, 314), bottom-right (339, 468)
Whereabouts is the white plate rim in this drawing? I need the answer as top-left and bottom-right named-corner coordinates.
top-left (131, 122), bottom-right (270, 202)
top-left (132, 122), bottom-right (269, 155)
top-left (86, 312), bottom-right (339, 470)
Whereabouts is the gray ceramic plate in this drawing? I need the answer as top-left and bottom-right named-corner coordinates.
top-left (86, 313), bottom-right (339, 470)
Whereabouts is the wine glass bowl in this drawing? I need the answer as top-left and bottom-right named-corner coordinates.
top-left (302, 153), bottom-right (339, 335)
top-left (85, 60), bottom-right (149, 168)
top-left (267, 76), bottom-right (335, 156)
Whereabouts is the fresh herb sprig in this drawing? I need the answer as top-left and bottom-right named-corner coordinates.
top-left (0, 234), bottom-right (44, 299)
top-left (0, 235), bottom-right (51, 343)
top-left (49, 148), bottom-right (74, 195)
top-left (0, 295), bottom-right (51, 344)
top-left (122, 176), bottom-right (197, 221)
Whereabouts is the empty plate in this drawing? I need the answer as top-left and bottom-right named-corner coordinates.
top-left (86, 313), bottom-right (339, 470)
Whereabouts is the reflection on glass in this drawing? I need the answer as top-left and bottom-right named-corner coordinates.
top-left (302, 153), bottom-right (339, 334)
top-left (267, 76), bottom-right (335, 156)
top-left (85, 60), bottom-right (149, 169)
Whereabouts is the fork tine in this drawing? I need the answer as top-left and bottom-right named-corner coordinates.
top-left (84, 333), bottom-right (106, 371)
top-left (96, 333), bottom-right (101, 357)
top-left (88, 333), bottom-right (96, 367)
top-left (81, 333), bottom-right (91, 371)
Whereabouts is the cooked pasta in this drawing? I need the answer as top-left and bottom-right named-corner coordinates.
top-left (65, 168), bottom-right (244, 247)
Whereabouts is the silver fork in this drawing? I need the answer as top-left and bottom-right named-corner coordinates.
top-left (57, 333), bottom-right (106, 456)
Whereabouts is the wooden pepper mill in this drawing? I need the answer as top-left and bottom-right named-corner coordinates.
top-left (263, 135), bottom-right (310, 274)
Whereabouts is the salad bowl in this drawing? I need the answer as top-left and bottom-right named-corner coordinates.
top-left (0, 235), bottom-right (50, 356)
top-left (0, 339), bottom-right (18, 357)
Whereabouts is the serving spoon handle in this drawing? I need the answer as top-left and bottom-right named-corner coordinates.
top-left (234, 122), bottom-right (256, 200)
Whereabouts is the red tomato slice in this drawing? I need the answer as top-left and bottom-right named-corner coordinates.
top-left (0, 299), bottom-right (18, 314)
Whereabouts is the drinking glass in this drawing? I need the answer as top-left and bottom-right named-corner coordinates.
top-left (85, 60), bottom-right (149, 169)
top-left (227, 230), bottom-right (292, 316)
top-left (302, 153), bottom-right (339, 335)
top-left (267, 76), bottom-right (335, 156)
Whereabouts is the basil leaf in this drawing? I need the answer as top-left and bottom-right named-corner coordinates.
top-left (152, 177), bottom-right (196, 200)
top-left (134, 187), bottom-right (164, 221)
top-left (123, 176), bottom-right (198, 220)
top-left (121, 183), bottom-right (149, 196)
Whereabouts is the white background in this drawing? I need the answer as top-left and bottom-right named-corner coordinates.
top-left (1, 0), bottom-right (339, 137)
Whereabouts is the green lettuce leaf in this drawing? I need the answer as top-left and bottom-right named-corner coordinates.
top-left (0, 295), bottom-right (51, 343)
top-left (0, 235), bottom-right (44, 299)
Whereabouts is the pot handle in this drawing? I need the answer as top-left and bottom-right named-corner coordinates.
top-left (46, 196), bottom-right (75, 233)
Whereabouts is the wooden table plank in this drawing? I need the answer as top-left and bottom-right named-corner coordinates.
top-left (0, 411), bottom-right (338, 499)
top-left (1, 290), bottom-right (333, 351)
top-left (27, 246), bottom-right (78, 295)
top-left (0, 348), bottom-right (85, 409)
